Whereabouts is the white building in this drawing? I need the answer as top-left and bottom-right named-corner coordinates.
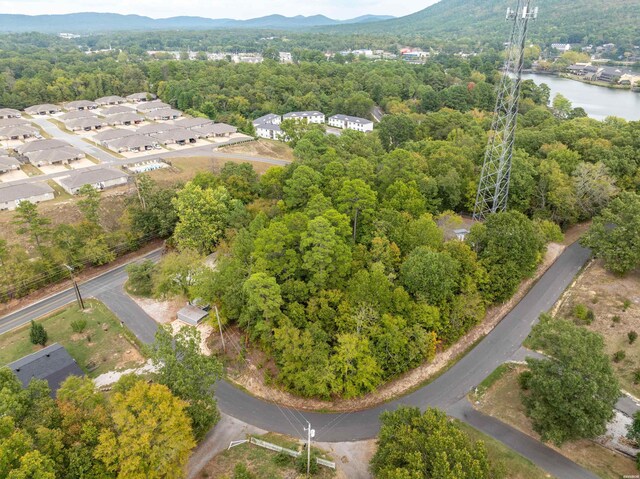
top-left (0, 183), bottom-right (54, 211)
top-left (282, 111), bottom-right (325, 124)
top-left (328, 114), bottom-right (374, 133)
top-left (252, 113), bottom-right (281, 128)
top-left (279, 52), bottom-right (293, 64)
top-left (551, 43), bottom-right (572, 52)
top-left (256, 123), bottom-right (287, 141)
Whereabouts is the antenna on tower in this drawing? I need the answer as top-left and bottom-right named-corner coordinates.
top-left (473, 0), bottom-right (538, 221)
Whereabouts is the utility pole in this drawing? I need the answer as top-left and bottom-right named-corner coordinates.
top-left (214, 305), bottom-right (225, 352)
top-left (64, 264), bottom-right (85, 310)
top-left (304, 421), bottom-right (315, 477)
top-left (473, 0), bottom-right (538, 221)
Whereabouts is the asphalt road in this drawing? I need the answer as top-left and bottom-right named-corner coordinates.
top-left (0, 241), bottom-right (623, 478)
top-left (31, 116), bottom-right (119, 164)
top-left (0, 249), bottom-right (163, 337)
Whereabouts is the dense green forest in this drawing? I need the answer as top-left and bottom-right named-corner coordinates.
top-left (2, 36), bottom-right (639, 397)
top-left (335, 0), bottom-right (640, 49)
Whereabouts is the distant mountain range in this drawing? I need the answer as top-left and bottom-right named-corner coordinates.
top-left (0, 12), bottom-right (395, 33)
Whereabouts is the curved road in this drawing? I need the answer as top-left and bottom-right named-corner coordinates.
top-left (0, 243), bottom-right (600, 478)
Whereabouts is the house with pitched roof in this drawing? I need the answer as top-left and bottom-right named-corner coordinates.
top-left (57, 167), bottom-right (129, 194)
top-left (0, 182), bottom-right (54, 210)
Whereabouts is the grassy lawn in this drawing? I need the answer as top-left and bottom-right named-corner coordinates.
top-left (82, 138), bottom-right (125, 159)
top-left (474, 365), bottom-right (637, 479)
top-left (197, 433), bottom-right (335, 479)
top-left (0, 299), bottom-right (145, 377)
top-left (20, 163), bottom-right (44, 177)
top-left (457, 421), bottom-right (552, 479)
top-left (45, 180), bottom-right (72, 202)
top-left (220, 138), bottom-right (295, 162)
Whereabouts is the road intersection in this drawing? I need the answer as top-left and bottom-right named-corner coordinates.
top-left (0, 242), bottom-right (617, 478)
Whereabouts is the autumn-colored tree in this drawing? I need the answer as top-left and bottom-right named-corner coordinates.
top-left (95, 379), bottom-right (195, 479)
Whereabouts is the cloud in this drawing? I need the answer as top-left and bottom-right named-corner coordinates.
top-left (0, 0), bottom-right (434, 20)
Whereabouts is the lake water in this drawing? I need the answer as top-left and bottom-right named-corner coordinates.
top-left (520, 73), bottom-right (640, 121)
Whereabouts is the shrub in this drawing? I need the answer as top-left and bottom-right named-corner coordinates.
top-left (126, 260), bottom-right (156, 297)
top-left (591, 296), bottom-right (599, 304)
top-left (518, 370), bottom-right (533, 390)
top-left (573, 304), bottom-right (594, 324)
top-left (629, 331), bottom-right (638, 345)
top-left (233, 464), bottom-right (255, 479)
top-left (612, 315), bottom-right (621, 324)
top-left (622, 299), bottom-right (631, 311)
top-left (295, 451), bottom-right (319, 475)
top-left (613, 350), bottom-right (626, 363)
top-left (585, 309), bottom-right (595, 324)
top-left (633, 369), bottom-right (640, 385)
top-left (29, 320), bottom-right (48, 346)
top-left (71, 318), bottom-right (88, 334)
top-left (273, 452), bottom-right (292, 466)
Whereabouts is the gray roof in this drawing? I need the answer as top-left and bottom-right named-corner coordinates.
top-left (106, 112), bottom-right (145, 124)
top-left (256, 123), bottom-right (283, 132)
top-left (95, 95), bottom-right (126, 105)
top-left (15, 139), bottom-right (68, 154)
top-left (93, 128), bottom-right (136, 142)
top-left (174, 117), bottom-right (213, 129)
top-left (126, 92), bottom-right (156, 101)
top-left (59, 167), bottom-right (128, 189)
top-left (194, 122), bottom-right (237, 136)
top-left (0, 117), bottom-right (30, 127)
top-left (65, 100), bottom-right (98, 110)
top-left (151, 127), bottom-right (197, 143)
top-left (106, 134), bottom-right (157, 150)
top-left (0, 156), bottom-right (20, 169)
top-left (177, 304), bottom-right (208, 326)
top-left (24, 104), bottom-right (60, 114)
top-left (0, 108), bottom-right (21, 118)
top-left (145, 108), bottom-right (182, 120)
top-left (283, 111), bottom-right (324, 119)
top-left (252, 113), bottom-right (281, 126)
top-left (136, 123), bottom-right (178, 135)
top-left (66, 117), bottom-right (107, 129)
top-left (101, 105), bottom-right (135, 116)
top-left (59, 110), bottom-right (98, 121)
top-left (136, 100), bottom-right (171, 112)
top-left (7, 343), bottom-right (84, 395)
top-left (0, 125), bottom-right (39, 138)
top-left (26, 146), bottom-right (84, 164)
top-left (329, 114), bottom-right (373, 125)
top-left (0, 182), bottom-right (54, 204)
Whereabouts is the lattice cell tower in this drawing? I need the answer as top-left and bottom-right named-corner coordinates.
top-left (473, 0), bottom-right (538, 221)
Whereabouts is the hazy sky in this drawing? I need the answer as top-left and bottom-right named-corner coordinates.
top-left (0, 0), bottom-right (438, 20)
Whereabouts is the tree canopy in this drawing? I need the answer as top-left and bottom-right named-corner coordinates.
top-left (521, 315), bottom-right (620, 445)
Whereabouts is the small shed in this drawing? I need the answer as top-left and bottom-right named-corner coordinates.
top-left (8, 343), bottom-right (84, 396)
top-left (177, 304), bottom-right (209, 326)
top-left (454, 228), bottom-right (470, 241)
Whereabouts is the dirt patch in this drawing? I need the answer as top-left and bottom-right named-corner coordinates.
top-left (128, 295), bottom-right (184, 324)
top-left (474, 366), bottom-right (638, 479)
top-left (115, 346), bottom-right (144, 369)
top-left (0, 183), bottom-right (134, 248)
top-left (221, 139), bottom-right (295, 162)
top-left (553, 259), bottom-right (640, 397)
top-left (216, 241), bottom-right (566, 412)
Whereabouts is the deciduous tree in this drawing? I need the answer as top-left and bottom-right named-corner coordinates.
top-left (522, 316), bottom-right (620, 445)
